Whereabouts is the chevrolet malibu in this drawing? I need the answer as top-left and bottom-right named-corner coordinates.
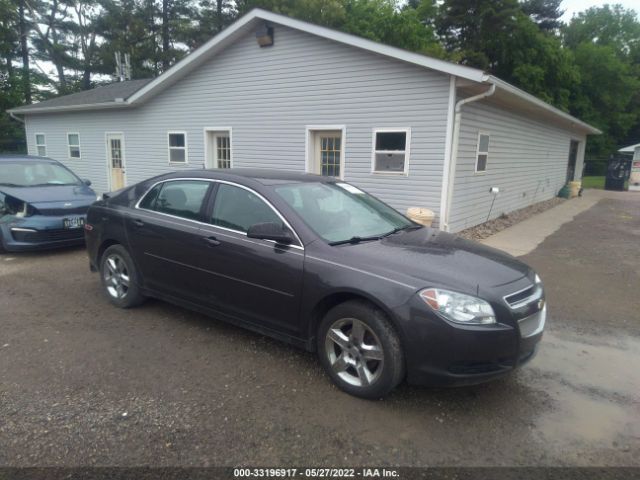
top-left (85, 169), bottom-right (545, 398)
top-left (0, 155), bottom-right (96, 252)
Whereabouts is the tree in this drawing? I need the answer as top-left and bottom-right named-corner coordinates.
top-left (68, 0), bottom-right (103, 89)
top-left (563, 6), bottom-right (640, 158)
top-left (436, 0), bottom-right (523, 70)
top-left (27, 0), bottom-right (76, 93)
top-left (194, 0), bottom-right (235, 46)
top-left (520, 0), bottom-right (564, 32)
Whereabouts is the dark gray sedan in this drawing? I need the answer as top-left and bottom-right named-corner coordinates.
top-left (85, 169), bottom-right (545, 398)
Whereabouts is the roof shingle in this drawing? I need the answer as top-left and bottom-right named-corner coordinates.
top-left (10, 78), bottom-right (152, 113)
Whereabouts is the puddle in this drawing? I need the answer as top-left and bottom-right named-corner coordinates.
top-left (528, 331), bottom-right (640, 452)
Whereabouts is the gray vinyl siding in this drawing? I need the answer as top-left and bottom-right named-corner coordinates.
top-left (24, 24), bottom-right (450, 219)
top-left (448, 100), bottom-right (586, 232)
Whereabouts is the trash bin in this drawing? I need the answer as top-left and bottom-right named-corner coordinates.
top-left (406, 207), bottom-right (434, 227)
top-left (604, 155), bottom-right (631, 191)
top-left (569, 181), bottom-right (581, 198)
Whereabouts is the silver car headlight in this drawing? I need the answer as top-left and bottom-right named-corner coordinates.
top-left (419, 288), bottom-right (496, 325)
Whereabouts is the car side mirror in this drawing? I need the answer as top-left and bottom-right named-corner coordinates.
top-left (83, 179), bottom-right (92, 186)
top-left (247, 222), bottom-right (293, 244)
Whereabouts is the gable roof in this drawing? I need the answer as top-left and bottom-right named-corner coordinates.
top-left (619, 142), bottom-right (640, 153)
top-left (10, 79), bottom-right (152, 114)
top-left (9, 9), bottom-right (600, 134)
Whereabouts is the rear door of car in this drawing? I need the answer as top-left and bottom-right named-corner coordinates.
top-left (194, 181), bottom-right (305, 336)
top-left (125, 179), bottom-right (214, 302)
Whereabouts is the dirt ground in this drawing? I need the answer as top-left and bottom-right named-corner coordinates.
top-left (0, 195), bottom-right (638, 468)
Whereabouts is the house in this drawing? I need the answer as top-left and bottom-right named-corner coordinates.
top-left (8, 9), bottom-right (600, 232)
top-left (619, 143), bottom-right (640, 191)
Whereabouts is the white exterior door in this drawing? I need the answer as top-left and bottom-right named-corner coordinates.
top-left (205, 130), bottom-right (231, 169)
top-left (107, 133), bottom-right (125, 190)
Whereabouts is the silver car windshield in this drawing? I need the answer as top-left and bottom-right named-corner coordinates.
top-left (274, 182), bottom-right (414, 244)
top-left (0, 161), bottom-right (81, 187)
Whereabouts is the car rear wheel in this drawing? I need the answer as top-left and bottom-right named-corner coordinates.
top-left (100, 244), bottom-right (145, 308)
top-left (318, 300), bottom-right (404, 399)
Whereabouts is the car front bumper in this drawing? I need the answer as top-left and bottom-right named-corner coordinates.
top-left (396, 296), bottom-right (545, 387)
top-left (0, 215), bottom-right (87, 252)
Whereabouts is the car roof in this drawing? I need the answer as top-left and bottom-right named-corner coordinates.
top-left (0, 154), bottom-right (59, 163)
top-left (158, 168), bottom-right (335, 186)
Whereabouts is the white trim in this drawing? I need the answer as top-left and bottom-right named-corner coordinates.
top-left (203, 127), bottom-right (233, 169)
top-left (475, 131), bottom-right (490, 174)
top-left (370, 127), bottom-right (411, 176)
top-left (10, 101), bottom-right (131, 115)
top-left (67, 132), bottom-right (81, 159)
top-left (105, 132), bottom-right (127, 191)
top-left (167, 131), bottom-right (189, 164)
top-left (135, 177), bottom-right (304, 249)
top-left (439, 76), bottom-right (456, 229)
top-left (305, 125), bottom-right (346, 180)
top-left (34, 132), bottom-right (47, 157)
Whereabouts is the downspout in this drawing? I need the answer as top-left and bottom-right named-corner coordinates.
top-left (441, 83), bottom-right (496, 232)
top-left (9, 111), bottom-right (24, 123)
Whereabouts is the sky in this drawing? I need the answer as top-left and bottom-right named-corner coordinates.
top-left (560, 0), bottom-right (640, 22)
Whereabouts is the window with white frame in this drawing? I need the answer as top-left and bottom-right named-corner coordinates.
top-left (372, 129), bottom-right (410, 174)
top-left (476, 132), bottom-right (490, 173)
top-left (168, 132), bottom-right (187, 163)
top-left (67, 133), bottom-right (81, 158)
top-left (35, 134), bottom-right (47, 156)
top-left (215, 133), bottom-right (231, 168)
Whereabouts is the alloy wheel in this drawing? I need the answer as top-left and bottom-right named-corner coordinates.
top-left (324, 317), bottom-right (384, 387)
top-left (103, 253), bottom-right (130, 299)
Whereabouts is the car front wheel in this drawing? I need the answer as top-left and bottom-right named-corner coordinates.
top-left (100, 244), bottom-right (145, 308)
top-left (318, 300), bottom-right (404, 399)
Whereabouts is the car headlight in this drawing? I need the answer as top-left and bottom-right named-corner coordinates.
top-left (534, 273), bottom-right (542, 284)
top-left (419, 288), bottom-right (496, 325)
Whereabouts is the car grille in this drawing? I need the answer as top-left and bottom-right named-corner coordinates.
top-left (504, 283), bottom-right (543, 310)
top-left (12, 228), bottom-right (84, 243)
top-left (36, 205), bottom-right (89, 216)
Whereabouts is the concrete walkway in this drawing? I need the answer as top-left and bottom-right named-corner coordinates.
top-left (480, 189), bottom-right (636, 256)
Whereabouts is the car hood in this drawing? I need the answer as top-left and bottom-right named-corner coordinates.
top-left (0, 184), bottom-right (96, 205)
top-left (332, 227), bottom-right (532, 294)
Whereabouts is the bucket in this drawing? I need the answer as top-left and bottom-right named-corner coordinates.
top-left (569, 181), bottom-right (581, 198)
top-left (558, 185), bottom-right (571, 199)
top-left (406, 207), bottom-right (435, 227)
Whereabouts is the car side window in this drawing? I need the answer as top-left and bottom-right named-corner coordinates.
top-left (140, 181), bottom-right (210, 221)
top-left (138, 183), bottom-right (162, 210)
top-left (211, 184), bottom-right (282, 233)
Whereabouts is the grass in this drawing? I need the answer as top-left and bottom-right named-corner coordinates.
top-left (581, 176), bottom-right (630, 190)
top-left (581, 176), bottom-right (605, 189)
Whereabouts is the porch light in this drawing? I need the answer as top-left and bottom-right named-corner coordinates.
top-left (256, 23), bottom-right (274, 47)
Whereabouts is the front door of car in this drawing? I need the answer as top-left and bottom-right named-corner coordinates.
top-left (125, 179), bottom-right (213, 302)
top-left (195, 182), bottom-right (304, 336)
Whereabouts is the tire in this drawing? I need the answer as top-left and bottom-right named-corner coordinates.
top-left (99, 244), bottom-right (145, 308)
top-left (318, 300), bottom-right (404, 399)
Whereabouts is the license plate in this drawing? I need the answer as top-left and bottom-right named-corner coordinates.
top-left (63, 216), bottom-right (85, 229)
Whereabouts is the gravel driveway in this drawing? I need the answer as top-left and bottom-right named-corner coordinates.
top-left (1, 194), bottom-right (638, 468)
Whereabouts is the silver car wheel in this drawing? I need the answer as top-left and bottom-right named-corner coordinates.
top-left (324, 317), bottom-right (384, 387)
top-left (103, 253), bottom-right (130, 299)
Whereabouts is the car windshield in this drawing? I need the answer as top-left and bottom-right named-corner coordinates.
top-left (274, 182), bottom-right (415, 244)
top-left (0, 161), bottom-right (82, 187)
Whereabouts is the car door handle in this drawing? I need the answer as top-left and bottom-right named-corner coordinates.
top-left (203, 236), bottom-right (221, 247)
top-left (132, 218), bottom-right (144, 227)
